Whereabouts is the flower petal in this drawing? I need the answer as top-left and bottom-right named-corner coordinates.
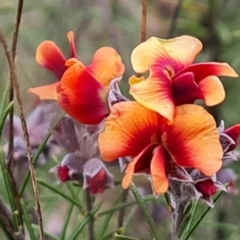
top-left (177, 62), bottom-right (238, 83)
top-left (131, 36), bottom-right (202, 73)
top-left (130, 75), bottom-right (174, 121)
top-left (172, 72), bottom-right (201, 105)
top-left (122, 144), bottom-right (157, 189)
top-left (57, 62), bottom-right (110, 124)
top-left (87, 47), bottom-right (125, 87)
top-left (99, 101), bottom-right (166, 161)
top-left (199, 76), bottom-right (225, 106)
top-left (67, 31), bottom-right (77, 58)
top-left (225, 124), bottom-right (240, 151)
top-left (150, 145), bottom-right (169, 193)
top-left (36, 41), bottom-right (67, 78)
top-left (162, 104), bottom-right (223, 176)
top-left (28, 83), bottom-right (58, 100)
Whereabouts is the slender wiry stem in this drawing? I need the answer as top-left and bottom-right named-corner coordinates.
top-left (168, 0), bottom-right (183, 38)
top-left (85, 188), bottom-right (94, 240)
top-left (136, 0), bottom-right (147, 79)
top-left (6, 1), bottom-right (25, 234)
top-left (7, 0), bottom-right (24, 169)
top-left (141, 0), bottom-right (147, 42)
top-left (0, 32), bottom-right (45, 240)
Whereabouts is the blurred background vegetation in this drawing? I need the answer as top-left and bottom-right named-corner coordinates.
top-left (1, 0), bottom-right (240, 239)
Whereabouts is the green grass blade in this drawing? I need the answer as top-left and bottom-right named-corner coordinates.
top-left (129, 183), bottom-right (160, 240)
top-left (69, 202), bottom-right (102, 240)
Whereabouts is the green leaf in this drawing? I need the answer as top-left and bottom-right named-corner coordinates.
top-left (0, 101), bottom-right (14, 137)
top-left (184, 191), bottom-right (223, 240)
top-left (32, 224), bottom-right (59, 240)
top-left (129, 183), bottom-right (160, 240)
top-left (98, 195), bottom-right (155, 216)
top-left (21, 198), bottom-right (36, 240)
top-left (99, 193), bottom-right (123, 238)
top-left (37, 178), bottom-right (83, 210)
top-left (0, 145), bottom-right (21, 231)
top-left (114, 233), bottom-right (139, 240)
top-left (60, 203), bottom-right (74, 240)
top-left (68, 201), bottom-right (102, 240)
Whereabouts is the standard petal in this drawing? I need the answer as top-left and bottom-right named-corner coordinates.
top-left (87, 47), bottom-right (125, 87)
top-left (131, 36), bottom-right (202, 73)
top-left (67, 31), bottom-right (77, 58)
top-left (129, 74), bottom-right (174, 121)
top-left (176, 62), bottom-right (238, 83)
top-left (198, 76), bottom-right (225, 106)
top-left (150, 145), bottom-right (169, 193)
top-left (162, 104), bottom-right (223, 176)
top-left (122, 144), bottom-right (157, 189)
top-left (57, 62), bottom-right (110, 124)
top-left (28, 83), bottom-right (58, 100)
top-left (36, 41), bottom-right (67, 78)
top-left (99, 101), bottom-right (166, 161)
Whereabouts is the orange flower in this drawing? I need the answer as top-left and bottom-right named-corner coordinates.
top-left (28, 31), bottom-right (125, 124)
top-left (129, 36), bottom-right (238, 121)
top-left (99, 102), bottom-right (223, 194)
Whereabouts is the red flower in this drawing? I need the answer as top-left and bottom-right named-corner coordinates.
top-left (57, 165), bottom-right (71, 182)
top-left (195, 179), bottom-right (216, 197)
top-left (99, 102), bottom-right (223, 194)
top-left (28, 31), bottom-right (125, 124)
top-left (224, 124), bottom-right (240, 151)
top-left (129, 36), bottom-right (238, 121)
top-left (83, 158), bottom-right (114, 195)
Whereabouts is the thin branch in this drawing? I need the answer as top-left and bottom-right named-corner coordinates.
top-left (0, 32), bottom-right (45, 240)
top-left (168, 0), bottom-right (183, 38)
top-left (141, 0), bottom-right (147, 42)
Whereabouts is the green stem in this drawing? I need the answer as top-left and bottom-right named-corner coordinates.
top-left (184, 191), bottom-right (223, 240)
top-left (129, 183), bottom-right (160, 240)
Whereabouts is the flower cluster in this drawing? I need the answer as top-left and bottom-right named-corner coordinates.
top-left (28, 32), bottom-right (240, 202)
